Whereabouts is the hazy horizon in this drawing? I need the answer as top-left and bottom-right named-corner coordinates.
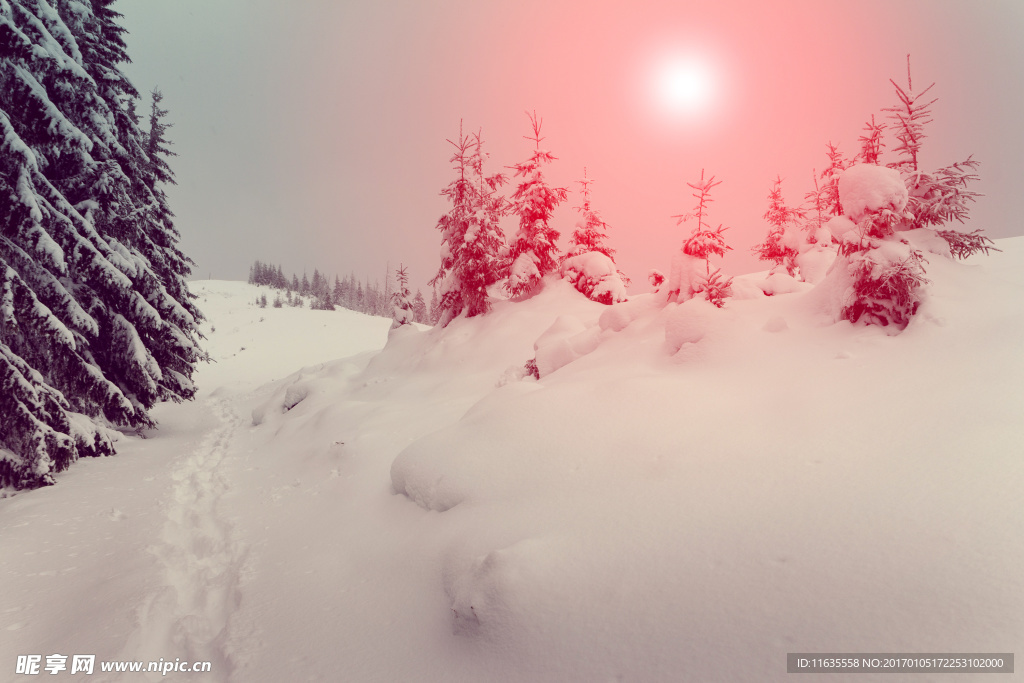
top-left (117, 0), bottom-right (1024, 293)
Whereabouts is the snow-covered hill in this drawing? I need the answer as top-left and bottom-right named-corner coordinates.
top-left (1, 245), bottom-right (1022, 681)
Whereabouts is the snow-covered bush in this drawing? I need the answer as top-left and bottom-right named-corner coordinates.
top-left (840, 240), bottom-right (929, 327)
top-left (827, 163), bottom-right (927, 328)
top-left (560, 252), bottom-right (627, 305)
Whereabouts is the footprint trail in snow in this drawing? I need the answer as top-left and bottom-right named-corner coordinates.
top-left (127, 397), bottom-right (248, 681)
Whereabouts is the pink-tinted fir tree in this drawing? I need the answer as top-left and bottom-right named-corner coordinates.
top-left (559, 168), bottom-right (628, 304)
top-left (857, 114), bottom-right (886, 165)
top-left (506, 111), bottom-right (567, 296)
top-left (820, 142), bottom-right (849, 217)
top-left (751, 175), bottom-right (804, 275)
top-left (802, 170), bottom-right (830, 239)
top-left (883, 56), bottom-right (994, 258)
top-left (668, 169), bottom-right (733, 307)
top-left (566, 168), bottom-right (614, 260)
top-left (430, 122), bottom-right (507, 326)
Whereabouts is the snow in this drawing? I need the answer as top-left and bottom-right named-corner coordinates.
top-left (2, 249), bottom-right (1023, 682)
top-left (508, 251), bottom-right (540, 291)
top-left (839, 163), bottom-right (909, 222)
top-left (793, 243), bottom-right (836, 283)
top-left (559, 251), bottom-right (627, 304)
top-left (666, 250), bottom-right (705, 301)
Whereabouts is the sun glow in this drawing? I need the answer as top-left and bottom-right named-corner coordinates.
top-left (655, 57), bottom-right (715, 115)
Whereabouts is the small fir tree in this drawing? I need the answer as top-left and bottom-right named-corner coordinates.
top-left (430, 122), bottom-right (507, 326)
top-left (566, 168), bottom-right (614, 260)
top-left (857, 114), bottom-right (886, 165)
top-left (884, 55), bottom-right (936, 174)
top-left (877, 56), bottom-right (994, 259)
top-left (801, 170), bottom-right (831, 241)
top-left (669, 169), bottom-right (733, 307)
top-left (391, 265), bottom-right (414, 329)
top-left (428, 287), bottom-right (440, 325)
top-left (832, 163), bottom-right (925, 328)
top-left (560, 168), bottom-right (626, 304)
top-left (412, 289), bottom-right (428, 324)
top-left (820, 142), bottom-right (850, 217)
top-left (506, 111), bottom-right (567, 297)
top-left (751, 176), bottom-right (805, 275)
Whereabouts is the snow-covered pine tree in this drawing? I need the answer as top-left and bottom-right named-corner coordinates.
top-left (332, 274), bottom-right (343, 306)
top-left (802, 171), bottom-right (829, 239)
top-left (820, 142), bottom-right (849, 217)
top-left (310, 268), bottom-right (333, 309)
top-left (428, 287), bottom-right (439, 325)
top-left (390, 265), bottom-right (414, 329)
top-left (1, 0), bottom-right (204, 488)
top-left (560, 168), bottom-right (626, 304)
top-left (140, 87), bottom-right (197, 313)
top-left (751, 175), bottom-right (804, 276)
top-left (823, 57), bottom-right (997, 330)
top-left (565, 168), bottom-right (613, 260)
top-left (884, 56), bottom-right (994, 259)
top-left (857, 114), bottom-right (886, 165)
top-left (787, 170), bottom-right (840, 284)
top-left (884, 56), bottom-right (935, 175)
top-left (830, 163), bottom-right (926, 328)
top-left (667, 170), bottom-right (733, 307)
top-left (430, 122), bottom-right (507, 326)
top-left (412, 289), bottom-right (427, 324)
top-left (506, 111), bottom-right (567, 297)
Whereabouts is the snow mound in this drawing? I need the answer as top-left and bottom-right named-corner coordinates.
top-left (839, 163), bottom-right (908, 221)
top-left (664, 297), bottom-right (721, 352)
top-left (8, 247), bottom-right (1024, 683)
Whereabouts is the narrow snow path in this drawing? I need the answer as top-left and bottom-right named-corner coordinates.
top-left (124, 396), bottom-right (247, 681)
top-left (0, 282), bottom-right (392, 682)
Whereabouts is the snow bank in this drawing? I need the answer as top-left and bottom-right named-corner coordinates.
top-left (4, 250), bottom-right (1024, 683)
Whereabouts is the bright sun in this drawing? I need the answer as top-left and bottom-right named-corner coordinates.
top-left (656, 58), bottom-right (714, 114)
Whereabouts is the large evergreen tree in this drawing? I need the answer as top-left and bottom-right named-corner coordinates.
top-left (0, 0), bottom-right (204, 488)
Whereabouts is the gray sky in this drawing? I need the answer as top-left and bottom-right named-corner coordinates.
top-left (116, 0), bottom-right (1024, 293)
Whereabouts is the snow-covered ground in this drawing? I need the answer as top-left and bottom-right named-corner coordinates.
top-left (2, 242), bottom-right (1022, 682)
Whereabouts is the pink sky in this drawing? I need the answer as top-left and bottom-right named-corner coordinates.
top-left (118, 0), bottom-right (1024, 294)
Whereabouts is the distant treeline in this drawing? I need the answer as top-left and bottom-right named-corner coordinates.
top-left (247, 260), bottom-right (434, 324)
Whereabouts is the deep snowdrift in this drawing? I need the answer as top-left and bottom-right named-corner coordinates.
top-left (1, 245), bottom-right (1021, 682)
